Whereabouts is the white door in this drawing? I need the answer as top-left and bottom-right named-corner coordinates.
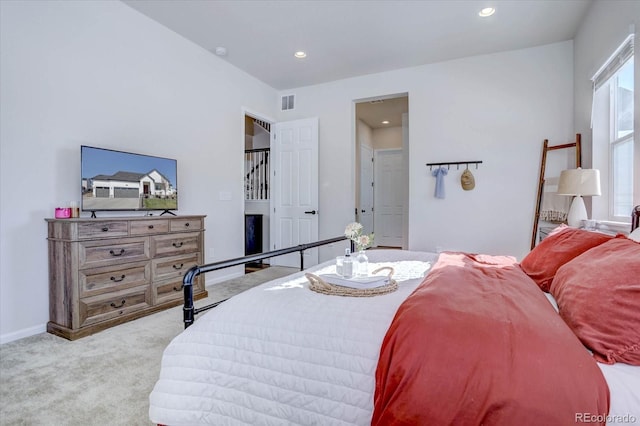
top-left (358, 144), bottom-right (374, 235)
top-left (374, 149), bottom-right (404, 247)
top-left (270, 117), bottom-right (319, 267)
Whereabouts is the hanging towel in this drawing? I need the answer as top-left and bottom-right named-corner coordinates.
top-left (432, 167), bottom-right (448, 199)
top-left (540, 177), bottom-right (570, 222)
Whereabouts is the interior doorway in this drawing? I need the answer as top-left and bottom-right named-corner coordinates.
top-left (354, 94), bottom-right (409, 249)
top-left (244, 113), bottom-right (272, 272)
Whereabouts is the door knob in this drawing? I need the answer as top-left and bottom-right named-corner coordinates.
top-left (304, 210), bottom-right (317, 215)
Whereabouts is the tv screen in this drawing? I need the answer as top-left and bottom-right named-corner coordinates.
top-left (81, 145), bottom-right (178, 213)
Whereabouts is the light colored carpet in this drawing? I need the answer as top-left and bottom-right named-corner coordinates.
top-left (0, 266), bottom-right (297, 426)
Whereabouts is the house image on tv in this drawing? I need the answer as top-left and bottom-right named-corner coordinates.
top-left (89, 169), bottom-right (175, 201)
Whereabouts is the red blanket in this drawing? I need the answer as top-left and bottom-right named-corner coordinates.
top-left (372, 253), bottom-right (609, 425)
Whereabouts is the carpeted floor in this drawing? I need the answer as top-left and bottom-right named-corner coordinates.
top-left (0, 266), bottom-right (297, 426)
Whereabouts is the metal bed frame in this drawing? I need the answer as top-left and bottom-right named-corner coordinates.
top-left (182, 236), bottom-right (353, 329)
top-left (181, 205), bottom-right (640, 330)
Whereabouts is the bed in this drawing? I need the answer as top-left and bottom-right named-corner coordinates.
top-left (149, 211), bottom-right (640, 426)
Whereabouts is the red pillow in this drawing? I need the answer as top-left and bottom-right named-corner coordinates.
top-left (550, 236), bottom-right (640, 365)
top-left (520, 227), bottom-right (613, 291)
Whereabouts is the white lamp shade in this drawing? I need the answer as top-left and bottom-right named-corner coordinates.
top-left (557, 168), bottom-right (601, 196)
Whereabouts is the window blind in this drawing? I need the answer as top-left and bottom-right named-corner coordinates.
top-left (592, 33), bottom-right (634, 91)
top-left (590, 33), bottom-right (634, 128)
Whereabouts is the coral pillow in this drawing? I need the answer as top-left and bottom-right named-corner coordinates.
top-left (550, 236), bottom-right (640, 365)
top-left (520, 226), bottom-right (613, 291)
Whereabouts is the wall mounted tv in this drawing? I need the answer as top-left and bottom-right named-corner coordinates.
top-left (81, 145), bottom-right (178, 215)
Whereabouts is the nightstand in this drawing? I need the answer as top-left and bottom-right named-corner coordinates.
top-left (539, 226), bottom-right (558, 242)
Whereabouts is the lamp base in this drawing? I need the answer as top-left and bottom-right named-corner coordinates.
top-left (567, 196), bottom-right (587, 228)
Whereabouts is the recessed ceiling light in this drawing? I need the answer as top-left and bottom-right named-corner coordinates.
top-left (294, 51), bottom-right (307, 59)
top-left (214, 47), bottom-right (227, 56)
top-left (479, 7), bottom-right (495, 17)
top-left (382, 120), bottom-right (390, 124)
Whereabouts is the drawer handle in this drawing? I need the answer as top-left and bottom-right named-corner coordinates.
top-left (172, 242), bottom-right (184, 248)
top-left (101, 227), bottom-right (109, 232)
top-left (173, 263), bottom-right (184, 270)
top-left (109, 249), bottom-right (125, 256)
top-left (184, 222), bottom-right (190, 227)
top-left (148, 225), bottom-right (154, 229)
top-left (110, 275), bottom-right (126, 282)
top-left (173, 286), bottom-right (183, 292)
top-left (110, 299), bottom-right (126, 309)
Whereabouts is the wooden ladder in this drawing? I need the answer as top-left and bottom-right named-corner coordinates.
top-left (530, 134), bottom-right (581, 249)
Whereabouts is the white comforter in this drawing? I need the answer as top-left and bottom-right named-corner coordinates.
top-left (149, 250), bottom-right (437, 426)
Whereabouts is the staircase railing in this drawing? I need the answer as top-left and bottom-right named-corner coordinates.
top-left (245, 148), bottom-right (269, 200)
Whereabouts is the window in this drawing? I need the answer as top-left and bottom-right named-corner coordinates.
top-left (592, 35), bottom-right (634, 222)
top-left (611, 58), bottom-right (634, 217)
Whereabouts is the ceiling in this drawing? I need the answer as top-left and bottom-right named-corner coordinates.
top-left (356, 96), bottom-right (408, 129)
top-left (122, 0), bottom-right (591, 128)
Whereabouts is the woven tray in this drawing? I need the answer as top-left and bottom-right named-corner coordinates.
top-left (306, 266), bottom-right (397, 297)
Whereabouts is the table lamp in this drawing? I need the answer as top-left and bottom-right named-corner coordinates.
top-left (556, 168), bottom-right (601, 227)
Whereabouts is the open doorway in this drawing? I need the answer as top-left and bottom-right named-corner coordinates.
top-left (354, 94), bottom-right (409, 249)
top-left (244, 113), bottom-right (272, 272)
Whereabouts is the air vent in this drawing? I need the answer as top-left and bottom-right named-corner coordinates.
top-left (281, 94), bottom-right (295, 111)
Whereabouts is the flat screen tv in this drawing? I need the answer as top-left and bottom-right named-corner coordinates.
top-left (81, 145), bottom-right (178, 215)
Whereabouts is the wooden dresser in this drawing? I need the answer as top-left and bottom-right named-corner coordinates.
top-left (46, 215), bottom-right (207, 340)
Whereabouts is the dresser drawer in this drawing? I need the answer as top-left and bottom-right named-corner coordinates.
top-left (170, 218), bottom-right (203, 233)
top-left (77, 221), bottom-right (129, 239)
top-left (79, 261), bottom-right (151, 298)
top-left (150, 232), bottom-right (201, 257)
top-left (79, 237), bottom-right (150, 269)
top-left (153, 275), bottom-right (204, 305)
top-left (152, 253), bottom-right (200, 281)
top-left (79, 285), bottom-right (151, 327)
top-left (153, 277), bottom-right (184, 305)
top-left (130, 219), bottom-right (169, 236)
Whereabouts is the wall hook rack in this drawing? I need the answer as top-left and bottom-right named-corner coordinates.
top-left (426, 160), bottom-right (483, 171)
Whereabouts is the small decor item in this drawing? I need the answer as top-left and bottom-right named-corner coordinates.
top-left (461, 169), bottom-right (475, 191)
top-left (344, 222), bottom-right (375, 277)
top-left (54, 207), bottom-right (71, 219)
top-left (432, 166), bottom-right (448, 199)
top-left (335, 255), bottom-right (345, 276)
top-left (70, 201), bottom-right (80, 218)
top-left (342, 248), bottom-right (354, 278)
top-left (355, 250), bottom-right (369, 278)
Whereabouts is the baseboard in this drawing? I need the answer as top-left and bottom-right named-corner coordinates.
top-left (0, 323), bottom-right (47, 345)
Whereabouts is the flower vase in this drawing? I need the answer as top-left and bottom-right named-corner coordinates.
top-left (355, 250), bottom-right (369, 278)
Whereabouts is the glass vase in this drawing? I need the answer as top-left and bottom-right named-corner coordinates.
top-left (355, 250), bottom-right (369, 278)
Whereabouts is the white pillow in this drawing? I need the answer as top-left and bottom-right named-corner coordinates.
top-left (628, 227), bottom-right (640, 242)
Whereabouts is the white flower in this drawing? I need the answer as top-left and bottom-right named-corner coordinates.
top-left (355, 234), bottom-right (373, 251)
top-left (344, 222), bottom-right (363, 239)
top-left (344, 222), bottom-right (374, 251)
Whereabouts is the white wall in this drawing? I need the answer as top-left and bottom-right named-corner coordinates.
top-left (278, 41), bottom-right (574, 261)
top-left (373, 126), bottom-right (402, 150)
top-left (0, 0), bottom-right (277, 342)
top-left (573, 0), bottom-right (640, 211)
